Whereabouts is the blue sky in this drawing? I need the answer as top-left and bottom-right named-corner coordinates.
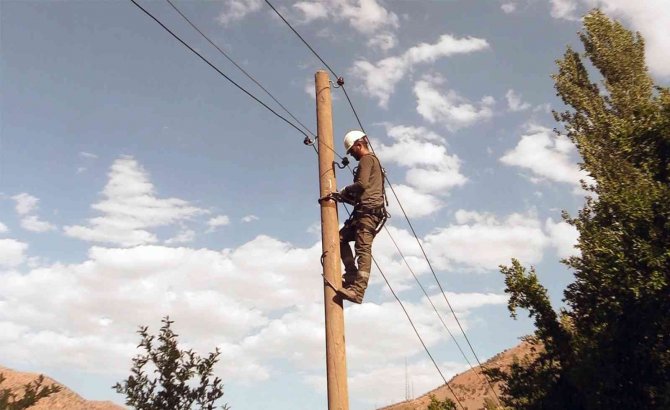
top-left (1, 0), bottom-right (668, 409)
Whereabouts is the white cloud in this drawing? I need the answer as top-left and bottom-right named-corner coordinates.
top-left (294, 0), bottom-right (399, 36)
top-left (352, 35), bottom-right (490, 107)
top-left (241, 214), bottom-right (259, 223)
top-left (375, 125), bottom-right (467, 196)
top-left (79, 151), bottom-right (98, 159)
top-left (64, 157), bottom-right (206, 247)
top-left (340, 0), bottom-right (399, 34)
top-left (351, 57), bottom-right (406, 107)
top-left (550, 0), bottom-right (579, 20)
top-left (20, 215), bottom-right (56, 233)
top-left (545, 218), bottom-right (580, 258)
top-left (293, 1), bottom-right (329, 21)
top-left (165, 229), bottom-right (195, 245)
top-left (217, 0), bottom-right (263, 25)
top-left (414, 76), bottom-right (495, 130)
top-left (533, 103), bottom-right (552, 113)
top-left (11, 193), bottom-right (56, 232)
top-left (454, 209), bottom-right (497, 225)
top-left (386, 184), bottom-right (443, 219)
top-left (405, 166), bottom-right (466, 194)
top-left (12, 193), bottom-right (38, 215)
top-left (501, 2), bottom-right (517, 13)
top-left (500, 125), bottom-right (593, 191)
top-left (424, 210), bottom-right (549, 271)
top-left (376, 127), bottom-right (446, 168)
top-left (0, 221), bottom-right (8, 233)
top-left (367, 32), bottom-right (397, 51)
top-left (207, 215), bottom-right (231, 232)
top-left (505, 89), bottom-right (531, 111)
top-left (369, 225), bottom-right (429, 292)
top-left (0, 238), bottom-right (28, 267)
top-left (0, 236), bottom-right (321, 377)
top-left (0, 211), bottom-right (510, 405)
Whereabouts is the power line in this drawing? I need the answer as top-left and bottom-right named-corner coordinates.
top-left (340, 206), bottom-right (466, 410)
top-left (262, 1), bottom-right (502, 405)
top-left (132, 0), bottom-right (496, 404)
top-left (164, 0), bottom-right (316, 139)
top-left (263, 0), bottom-right (339, 79)
top-left (262, 0), bottom-right (367, 138)
top-left (381, 224), bottom-right (502, 403)
top-left (129, 0), bottom-right (311, 141)
top-left (373, 255), bottom-right (466, 410)
top-left (382, 226), bottom-right (476, 370)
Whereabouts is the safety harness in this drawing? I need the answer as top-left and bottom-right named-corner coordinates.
top-left (349, 154), bottom-right (390, 235)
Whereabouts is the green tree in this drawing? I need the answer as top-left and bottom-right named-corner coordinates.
top-left (0, 373), bottom-right (61, 410)
top-left (488, 9), bottom-right (670, 410)
top-left (426, 394), bottom-right (457, 410)
top-left (113, 317), bottom-right (229, 410)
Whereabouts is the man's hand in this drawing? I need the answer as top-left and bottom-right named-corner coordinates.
top-left (318, 191), bottom-right (343, 204)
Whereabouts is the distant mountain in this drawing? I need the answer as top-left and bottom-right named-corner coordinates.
top-left (0, 365), bottom-right (123, 410)
top-left (379, 340), bottom-right (537, 410)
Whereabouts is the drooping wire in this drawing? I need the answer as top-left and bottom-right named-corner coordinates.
top-left (339, 206), bottom-right (466, 410)
top-left (262, 0), bottom-right (366, 138)
top-left (164, 0), bottom-right (316, 140)
top-left (318, 135), bottom-right (501, 406)
top-left (132, 0), bottom-right (495, 403)
top-left (381, 168), bottom-right (503, 405)
top-left (382, 226), bottom-right (476, 372)
top-left (263, 1), bottom-right (502, 404)
top-left (318, 130), bottom-right (480, 382)
top-left (310, 128), bottom-right (463, 406)
top-left (262, 0), bottom-right (339, 79)
top-left (129, 0), bottom-right (311, 141)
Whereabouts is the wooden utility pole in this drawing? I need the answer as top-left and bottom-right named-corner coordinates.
top-left (315, 70), bottom-right (349, 410)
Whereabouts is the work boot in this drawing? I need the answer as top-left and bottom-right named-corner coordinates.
top-left (337, 286), bottom-right (363, 304)
top-left (352, 270), bottom-right (370, 296)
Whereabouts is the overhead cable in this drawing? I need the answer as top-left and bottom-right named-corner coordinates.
top-left (262, 0), bottom-right (502, 404)
top-left (340, 206), bottom-right (466, 410)
top-left (165, 0), bottom-right (316, 139)
top-left (129, 0), bottom-right (312, 141)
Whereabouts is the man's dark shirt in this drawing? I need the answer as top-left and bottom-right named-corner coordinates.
top-left (341, 154), bottom-right (384, 210)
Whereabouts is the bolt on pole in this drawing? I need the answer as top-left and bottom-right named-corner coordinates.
top-left (315, 70), bottom-right (349, 410)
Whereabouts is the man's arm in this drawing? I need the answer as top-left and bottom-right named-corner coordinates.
top-left (341, 155), bottom-right (374, 199)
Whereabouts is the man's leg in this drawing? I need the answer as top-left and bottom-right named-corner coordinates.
top-left (350, 214), bottom-right (380, 302)
top-left (339, 222), bottom-right (357, 288)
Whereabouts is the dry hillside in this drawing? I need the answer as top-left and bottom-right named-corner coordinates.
top-left (1, 341), bottom-right (534, 410)
top-left (379, 340), bottom-right (537, 410)
top-left (0, 365), bottom-right (124, 410)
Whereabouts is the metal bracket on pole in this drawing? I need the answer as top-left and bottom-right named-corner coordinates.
top-left (322, 273), bottom-right (338, 291)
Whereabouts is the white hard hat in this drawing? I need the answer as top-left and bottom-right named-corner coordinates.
top-left (344, 130), bottom-right (366, 153)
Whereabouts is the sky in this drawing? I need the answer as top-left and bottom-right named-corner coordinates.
top-left (1, 0), bottom-right (668, 409)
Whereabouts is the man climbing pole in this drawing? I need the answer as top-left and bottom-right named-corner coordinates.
top-left (321, 130), bottom-right (387, 304)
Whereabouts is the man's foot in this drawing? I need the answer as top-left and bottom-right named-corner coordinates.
top-left (337, 287), bottom-right (362, 304)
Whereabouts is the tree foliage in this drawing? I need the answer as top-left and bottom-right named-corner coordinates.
top-left (0, 373), bottom-right (61, 410)
top-left (426, 394), bottom-right (457, 410)
top-left (113, 317), bottom-right (229, 410)
top-left (489, 9), bottom-right (670, 409)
